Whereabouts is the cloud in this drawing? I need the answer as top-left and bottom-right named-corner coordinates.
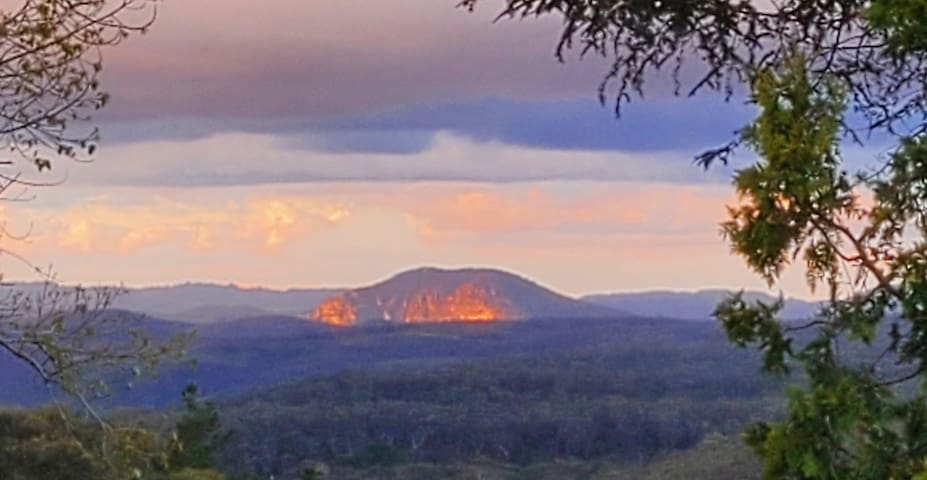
top-left (238, 198), bottom-right (350, 250)
top-left (57, 219), bottom-right (95, 253)
top-left (97, 96), bottom-right (751, 156)
top-left (7, 180), bottom-right (829, 298)
top-left (74, 0), bottom-right (890, 194)
top-left (34, 196), bottom-right (352, 256)
top-left (315, 97), bottom-right (751, 154)
top-left (401, 184), bottom-right (733, 243)
top-left (64, 131), bottom-right (734, 188)
top-left (101, 0), bottom-right (606, 121)
top-left (86, 0), bottom-right (904, 167)
top-left (21, 182), bottom-right (733, 259)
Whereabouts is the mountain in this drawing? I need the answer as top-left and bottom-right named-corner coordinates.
top-left (3, 279), bottom-right (819, 326)
top-left (582, 289), bottom-right (821, 321)
top-left (310, 267), bottom-right (620, 326)
top-left (48, 283), bottom-right (336, 323)
top-left (2, 281), bottom-right (340, 324)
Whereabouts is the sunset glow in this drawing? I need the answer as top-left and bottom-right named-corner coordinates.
top-left (2, 0), bottom-right (830, 299)
top-left (1, 3), bottom-right (914, 479)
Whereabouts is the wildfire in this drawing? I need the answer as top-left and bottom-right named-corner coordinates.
top-left (308, 283), bottom-right (511, 326)
top-left (401, 284), bottom-right (507, 323)
top-left (311, 295), bottom-right (357, 326)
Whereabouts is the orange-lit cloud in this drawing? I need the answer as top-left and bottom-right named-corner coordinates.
top-left (258, 200), bottom-right (296, 249)
top-left (401, 185), bottom-right (733, 242)
top-left (32, 195), bottom-right (352, 257)
top-left (190, 225), bottom-right (214, 251)
top-left (35, 184), bottom-right (732, 258)
top-left (118, 226), bottom-right (168, 253)
top-left (238, 198), bottom-right (352, 251)
top-left (404, 214), bottom-right (445, 245)
top-left (58, 219), bottom-right (95, 253)
top-left (5, 181), bottom-right (816, 299)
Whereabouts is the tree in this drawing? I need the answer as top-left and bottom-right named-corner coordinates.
top-left (462, 1), bottom-right (927, 478)
top-left (0, 390), bottom-right (231, 480)
top-left (0, 2), bottom-right (195, 476)
top-left (0, 406), bottom-right (171, 480)
top-left (0, 284), bottom-right (192, 476)
top-left (715, 49), bottom-right (927, 480)
top-left (0, 0), bottom-right (188, 404)
top-left (170, 384), bottom-right (228, 472)
top-left (461, 0), bottom-right (927, 165)
top-left (0, 0), bottom-right (157, 183)
top-left (0, 282), bottom-right (190, 416)
top-left (0, 407), bottom-right (109, 480)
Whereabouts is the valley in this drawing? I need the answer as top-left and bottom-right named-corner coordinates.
top-left (1, 267), bottom-right (793, 479)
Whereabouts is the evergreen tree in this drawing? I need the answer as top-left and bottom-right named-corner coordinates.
top-left (170, 384), bottom-right (228, 472)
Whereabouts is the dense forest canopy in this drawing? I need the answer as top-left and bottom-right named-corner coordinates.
top-left (2, 317), bottom-right (778, 479)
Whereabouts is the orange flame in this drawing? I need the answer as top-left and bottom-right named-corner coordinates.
top-left (309, 283), bottom-right (511, 325)
top-left (310, 295), bottom-right (357, 326)
top-left (401, 283), bottom-right (508, 323)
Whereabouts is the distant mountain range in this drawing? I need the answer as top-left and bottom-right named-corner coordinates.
top-left (1, 281), bottom-right (337, 324)
top-left (310, 267), bottom-right (618, 325)
top-left (113, 283), bottom-right (338, 323)
top-left (0, 267), bottom-right (824, 407)
top-left (582, 290), bottom-right (821, 320)
top-left (5, 269), bottom-right (820, 325)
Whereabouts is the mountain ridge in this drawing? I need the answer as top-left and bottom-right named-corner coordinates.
top-left (4, 276), bottom-right (822, 325)
top-left (310, 266), bottom-right (620, 325)
top-left (582, 289), bottom-right (821, 320)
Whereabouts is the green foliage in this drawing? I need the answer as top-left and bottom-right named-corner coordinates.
top-left (453, 14), bottom-right (927, 472)
top-left (170, 384), bottom-right (228, 472)
top-left (301, 434), bottom-right (757, 480)
top-left (300, 468), bottom-right (322, 480)
top-left (0, 408), bottom-right (104, 480)
top-left (867, 0), bottom-right (927, 54)
top-left (715, 293), bottom-right (791, 375)
top-left (0, 407), bottom-right (167, 480)
top-left (163, 469), bottom-right (226, 480)
top-left (716, 49), bottom-right (927, 479)
top-left (0, 386), bottom-right (229, 480)
top-left (723, 52), bottom-right (850, 285)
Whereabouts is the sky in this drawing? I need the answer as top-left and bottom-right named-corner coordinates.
top-left (0, 0), bottom-right (837, 297)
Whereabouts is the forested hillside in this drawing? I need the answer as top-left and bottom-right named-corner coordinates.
top-left (2, 315), bottom-right (768, 407)
top-left (207, 325), bottom-right (781, 479)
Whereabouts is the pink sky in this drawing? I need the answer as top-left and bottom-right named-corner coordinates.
top-left (0, 0), bottom-right (824, 298)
